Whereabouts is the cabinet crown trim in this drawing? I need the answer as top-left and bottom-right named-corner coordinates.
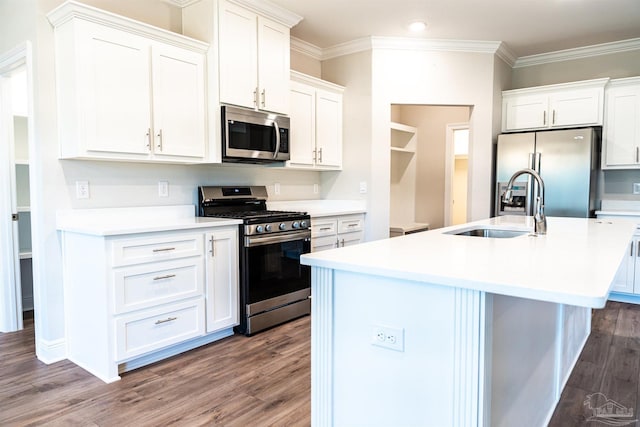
top-left (227, 0), bottom-right (303, 28)
top-left (290, 70), bottom-right (345, 92)
top-left (607, 76), bottom-right (640, 88)
top-left (503, 77), bottom-right (610, 96)
top-left (47, 0), bottom-right (209, 52)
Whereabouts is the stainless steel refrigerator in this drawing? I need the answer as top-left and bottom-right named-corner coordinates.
top-left (495, 127), bottom-right (600, 218)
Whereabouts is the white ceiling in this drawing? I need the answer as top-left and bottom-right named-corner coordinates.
top-left (268, 0), bottom-right (640, 58)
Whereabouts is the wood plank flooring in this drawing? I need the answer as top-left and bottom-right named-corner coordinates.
top-left (2, 302), bottom-right (640, 426)
top-left (0, 314), bottom-right (310, 426)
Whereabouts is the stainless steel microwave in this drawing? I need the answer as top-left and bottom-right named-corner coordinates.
top-left (222, 105), bottom-right (290, 163)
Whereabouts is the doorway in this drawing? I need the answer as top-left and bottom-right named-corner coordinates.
top-left (445, 123), bottom-right (470, 226)
top-left (390, 105), bottom-right (472, 231)
top-left (0, 43), bottom-right (34, 333)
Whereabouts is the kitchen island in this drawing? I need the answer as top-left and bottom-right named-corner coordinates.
top-left (300, 215), bottom-right (636, 427)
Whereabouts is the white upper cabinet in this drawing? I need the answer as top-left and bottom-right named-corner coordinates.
top-left (47, 2), bottom-right (208, 163)
top-left (287, 71), bottom-right (344, 170)
top-left (217, 0), bottom-right (293, 114)
top-left (602, 77), bottom-right (640, 169)
top-left (501, 78), bottom-right (608, 132)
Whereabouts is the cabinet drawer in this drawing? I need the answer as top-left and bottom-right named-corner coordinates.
top-left (112, 234), bottom-right (203, 267)
top-left (312, 235), bottom-right (337, 252)
top-left (115, 298), bottom-right (205, 361)
top-left (312, 219), bottom-right (337, 237)
top-left (338, 216), bottom-right (364, 233)
top-left (338, 231), bottom-right (364, 248)
top-left (114, 258), bottom-right (204, 314)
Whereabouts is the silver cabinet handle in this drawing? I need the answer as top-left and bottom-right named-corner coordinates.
top-left (209, 236), bottom-right (215, 258)
top-left (313, 149), bottom-right (317, 162)
top-left (152, 247), bottom-right (175, 253)
top-left (253, 88), bottom-right (258, 107)
top-left (320, 227), bottom-right (332, 231)
top-left (543, 111), bottom-right (546, 126)
top-left (153, 274), bottom-right (176, 281)
top-left (552, 109), bottom-right (556, 125)
top-left (318, 147), bottom-right (323, 163)
top-left (636, 147), bottom-right (639, 163)
top-left (157, 129), bottom-right (163, 151)
top-left (637, 240), bottom-right (639, 257)
top-left (146, 128), bottom-right (152, 151)
top-left (155, 316), bottom-right (177, 325)
top-left (631, 242), bottom-right (634, 257)
top-left (347, 223), bottom-right (359, 228)
top-left (261, 89), bottom-right (266, 107)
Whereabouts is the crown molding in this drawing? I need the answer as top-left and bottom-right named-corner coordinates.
top-left (318, 36), bottom-right (504, 61)
top-left (495, 42), bottom-right (517, 67)
top-left (514, 37), bottom-right (640, 68)
top-left (227, 0), bottom-right (303, 28)
top-left (162, 0), bottom-right (201, 7)
top-left (290, 36), bottom-right (323, 60)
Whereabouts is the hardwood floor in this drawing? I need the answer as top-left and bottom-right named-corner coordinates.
top-left (0, 315), bottom-right (311, 426)
top-left (549, 301), bottom-right (640, 426)
top-left (2, 302), bottom-right (639, 426)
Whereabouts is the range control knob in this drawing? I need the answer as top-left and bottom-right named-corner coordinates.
top-left (279, 223), bottom-right (287, 230)
top-left (255, 225), bottom-right (264, 233)
top-left (292, 221), bottom-right (300, 229)
top-left (300, 220), bottom-right (308, 228)
top-left (265, 224), bottom-right (272, 232)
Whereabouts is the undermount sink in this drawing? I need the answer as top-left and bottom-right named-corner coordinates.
top-left (446, 227), bottom-right (529, 238)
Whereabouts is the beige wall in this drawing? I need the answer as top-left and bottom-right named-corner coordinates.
top-left (511, 50), bottom-right (640, 89)
top-left (291, 50), bottom-right (321, 78)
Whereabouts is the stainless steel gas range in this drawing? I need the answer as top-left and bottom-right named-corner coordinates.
top-left (198, 186), bottom-right (310, 336)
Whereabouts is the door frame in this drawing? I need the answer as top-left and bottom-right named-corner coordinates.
top-left (444, 122), bottom-right (470, 227)
top-left (0, 42), bottom-right (34, 332)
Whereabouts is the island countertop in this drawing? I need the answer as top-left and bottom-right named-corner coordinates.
top-left (301, 215), bottom-right (637, 308)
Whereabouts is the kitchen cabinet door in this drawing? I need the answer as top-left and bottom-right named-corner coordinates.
top-left (612, 240), bottom-right (635, 294)
top-left (204, 228), bottom-right (239, 333)
top-left (503, 94), bottom-right (548, 131)
top-left (218, 0), bottom-right (258, 110)
top-left (315, 89), bottom-right (343, 168)
top-left (549, 88), bottom-right (601, 128)
top-left (79, 22), bottom-right (152, 156)
top-left (257, 16), bottom-right (290, 114)
top-left (151, 43), bottom-right (206, 159)
top-left (602, 79), bottom-right (640, 168)
top-left (288, 81), bottom-right (316, 167)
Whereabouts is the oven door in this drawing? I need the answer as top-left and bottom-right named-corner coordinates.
top-left (243, 230), bottom-right (311, 310)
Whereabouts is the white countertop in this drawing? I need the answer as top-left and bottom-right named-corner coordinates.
top-left (56, 205), bottom-right (241, 236)
top-left (301, 215), bottom-right (637, 308)
top-left (267, 199), bottom-right (366, 217)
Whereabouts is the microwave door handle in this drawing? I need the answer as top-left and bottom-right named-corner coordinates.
top-left (273, 120), bottom-right (281, 159)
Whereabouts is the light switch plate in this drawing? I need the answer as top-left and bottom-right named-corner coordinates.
top-left (75, 181), bottom-right (89, 199)
top-left (633, 183), bottom-right (640, 195)
top-left (158, 181), bottom-right (169, 197)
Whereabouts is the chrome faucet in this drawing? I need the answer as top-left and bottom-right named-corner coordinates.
top-left (503, 168), bottom-right (547, 235)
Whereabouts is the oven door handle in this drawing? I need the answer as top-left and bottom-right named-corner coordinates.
top-left (245, 230), bottom-right (311, 247)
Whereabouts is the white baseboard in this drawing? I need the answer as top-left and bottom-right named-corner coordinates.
top-left (36, 337), bottom-right (66, 364)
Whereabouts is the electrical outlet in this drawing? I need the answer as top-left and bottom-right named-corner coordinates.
top-left (371, 324), bottom-right (404, 352)
top-left (359, 181), bottom-right (367, 194)
top-left (158, 181), bottom-right (169, 197)
top-left (633, 183), bottom-right (640, 195)
top-left (274, 183), bottom-right (281, 195)
top-left (313, 183), bottom-right (319, 194)
top-left (75, 181), bottom-right (89, 199)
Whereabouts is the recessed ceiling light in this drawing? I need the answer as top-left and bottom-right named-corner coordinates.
top-left (408, 21), bottom-right (427, 32)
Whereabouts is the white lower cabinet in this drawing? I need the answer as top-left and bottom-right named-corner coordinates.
top-left (311, 214), bottom-right (364, 252)
top-left (611, 233), bottom-right (640, 294)
top-left (204, 228), bottom-right (239, 333)
top-left (60, 225), bottom-right (238, 382)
